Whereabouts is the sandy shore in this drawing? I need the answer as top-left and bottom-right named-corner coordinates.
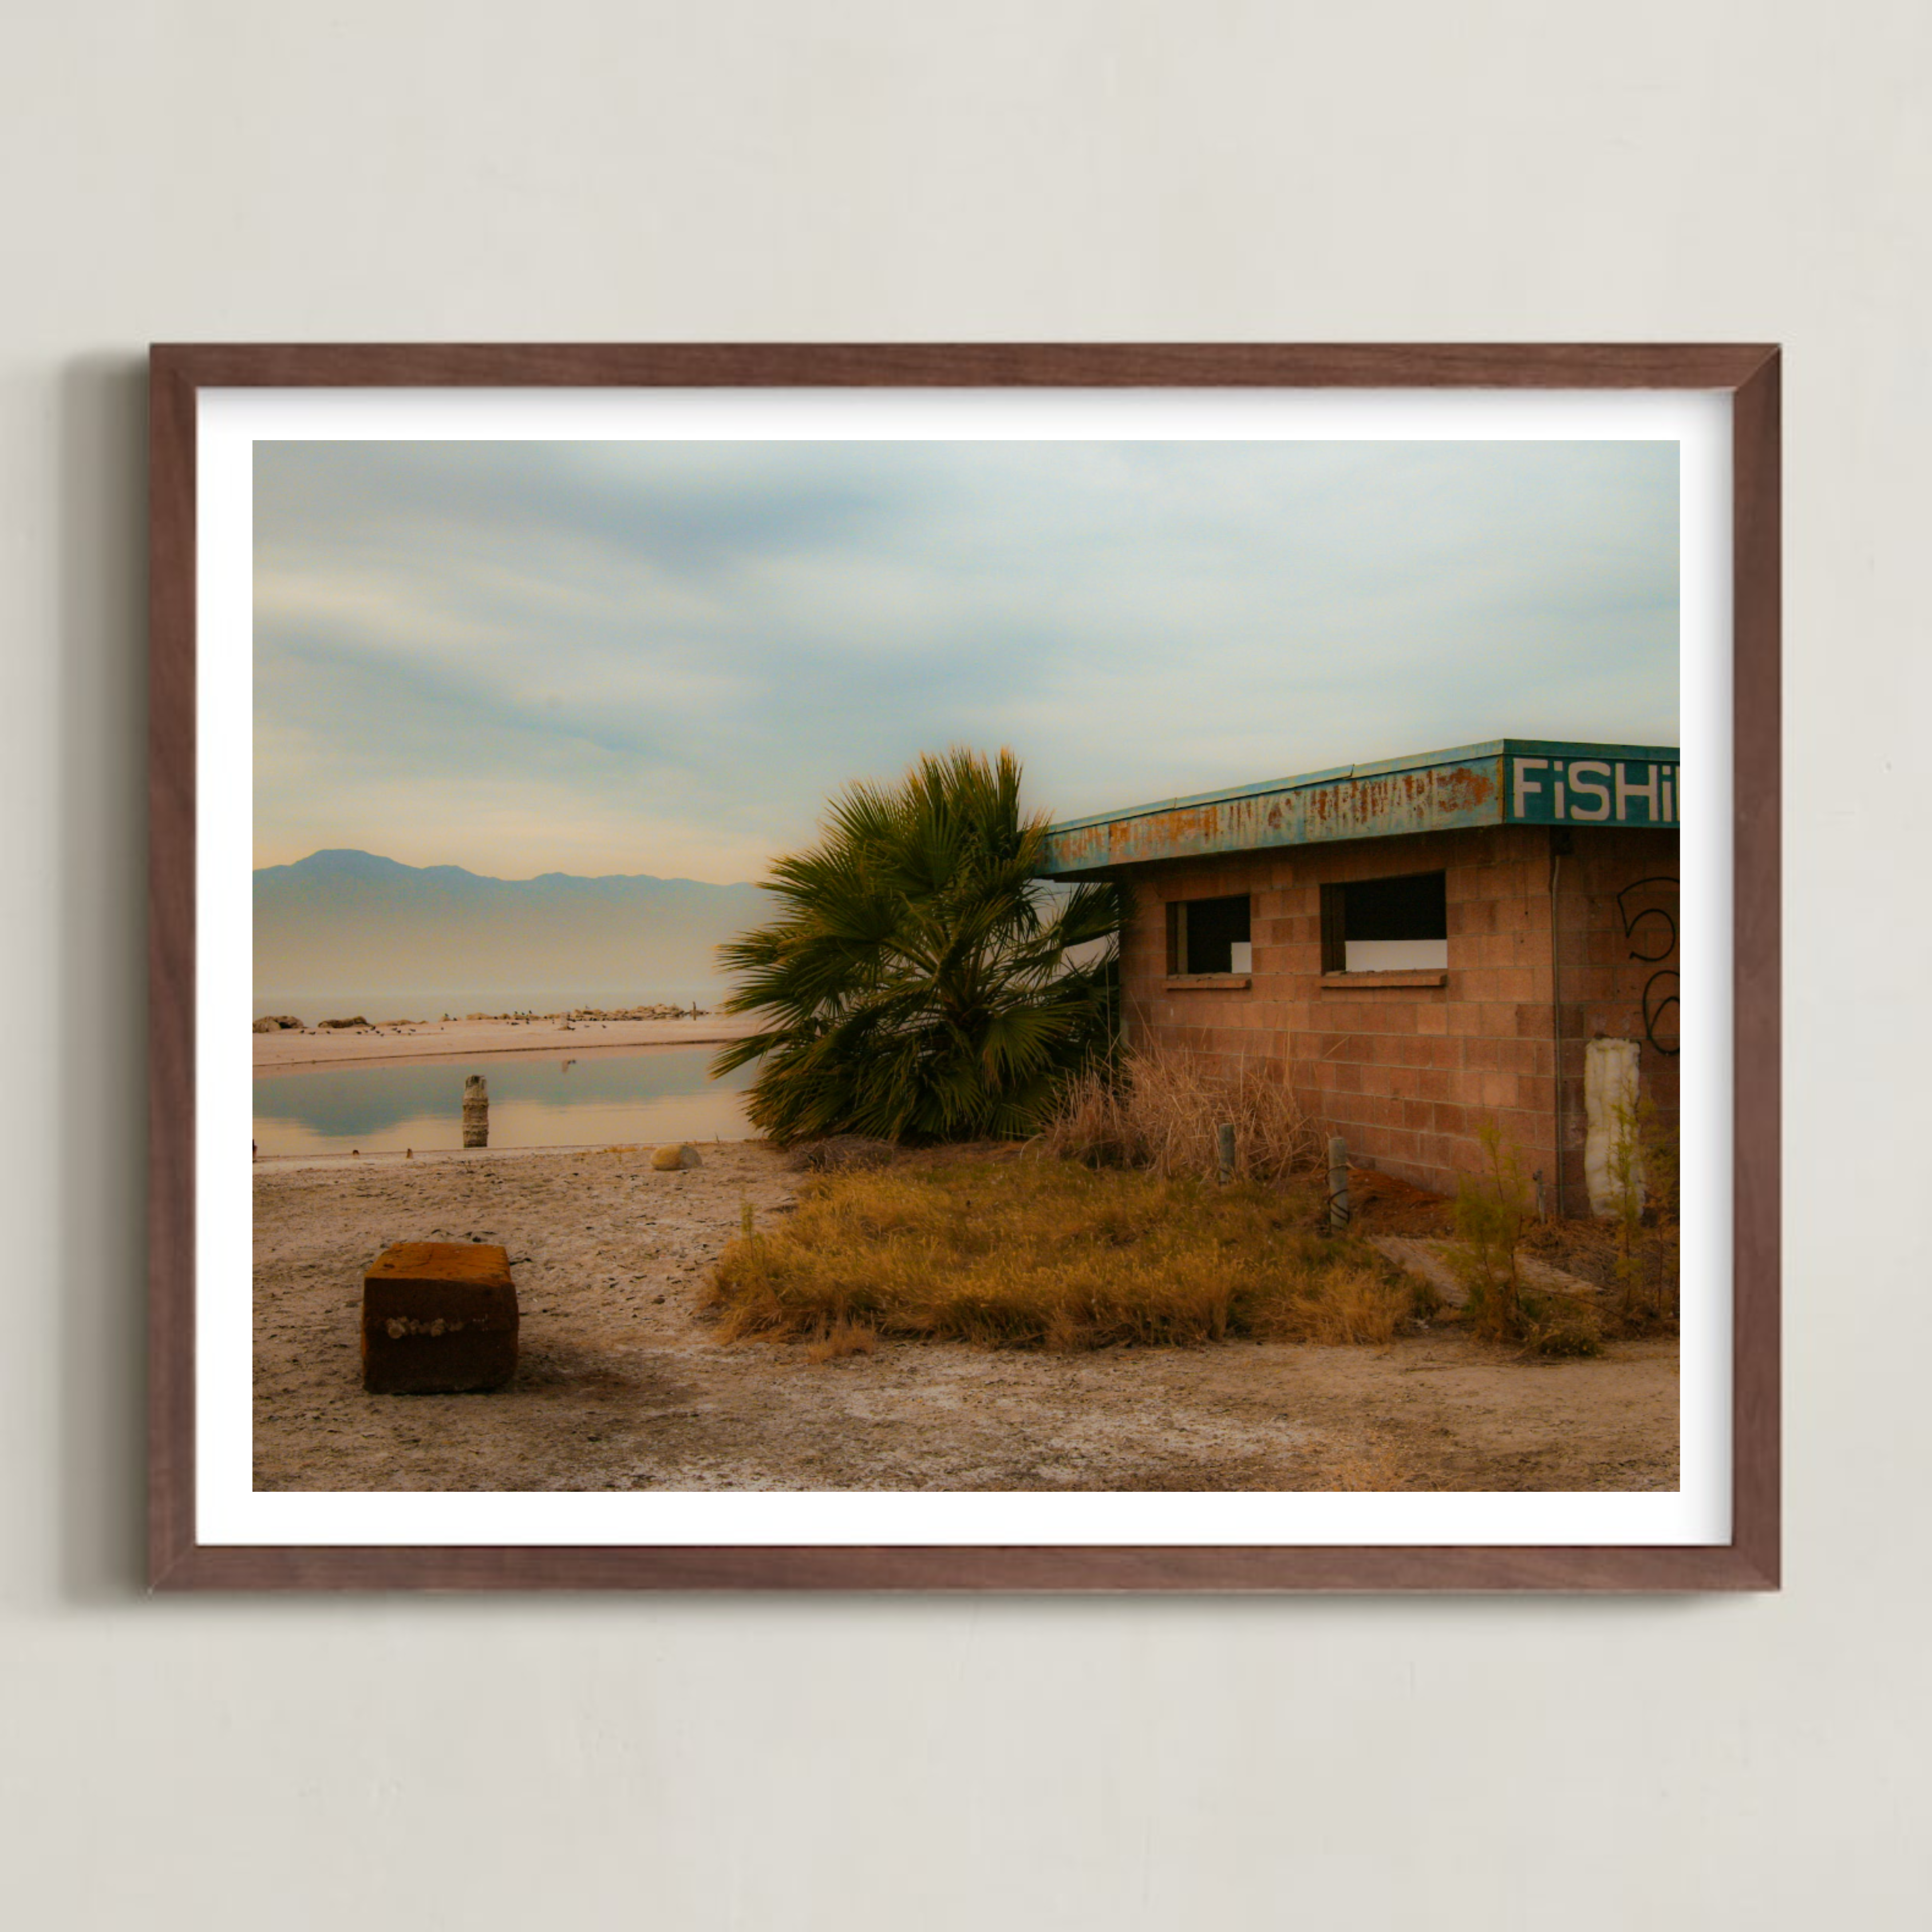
top-left (254, 1012), bottom-right (762, 1071)
top-left (254, 1144), bottom-right (1680, 1493)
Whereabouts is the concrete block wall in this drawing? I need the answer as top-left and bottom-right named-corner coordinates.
top-left (1113, 823), bottom-right (1679, 1204)
top-left (1547, 830), bottom-right (1682, 1208)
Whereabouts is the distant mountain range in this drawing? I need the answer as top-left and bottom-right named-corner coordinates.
top-left (254, 849), bottom-right (768, 1014)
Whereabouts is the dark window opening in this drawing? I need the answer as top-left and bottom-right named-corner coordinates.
top-left (1321, 871), bottom-right (1447, 973)
top-left (1165, 894), bottom-right (1251, 975)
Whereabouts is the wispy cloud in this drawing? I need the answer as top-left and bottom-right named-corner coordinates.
top-left (255, 438), bottom-right (1678, 879)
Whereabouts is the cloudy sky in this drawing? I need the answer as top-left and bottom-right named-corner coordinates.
top-left (254, 438), bottom-right (1678, 882)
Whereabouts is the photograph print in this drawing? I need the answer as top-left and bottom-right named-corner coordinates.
top-left (248, 417), bottom-right (1692, 1504)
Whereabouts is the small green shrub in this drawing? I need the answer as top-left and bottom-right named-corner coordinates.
top-left (1451, 1119), bottom-right (1602, 1357)
top-left (1449, 1120), bottom-right (1532, 1341)
top-left (1607, 1097), bottom-right (1680, 1323)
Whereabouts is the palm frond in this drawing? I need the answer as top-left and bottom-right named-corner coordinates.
top-left (712, 746), bottom-right (1127, 1144)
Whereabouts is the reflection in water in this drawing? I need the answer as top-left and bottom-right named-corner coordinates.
top-left (254, 1044), bottom-right (757, 1156)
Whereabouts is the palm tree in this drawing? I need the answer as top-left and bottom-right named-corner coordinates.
top-left (712, 748), bottom-right (1127, 1145)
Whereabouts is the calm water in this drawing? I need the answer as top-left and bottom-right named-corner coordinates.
top-left (253, 1044), bottom-right (756, 1157)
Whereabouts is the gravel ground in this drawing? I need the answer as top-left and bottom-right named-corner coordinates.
top-left (253, 1142), bottom-right (1680, 1492)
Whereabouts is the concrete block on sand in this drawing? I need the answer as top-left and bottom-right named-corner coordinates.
top-left (361, 1242), bottom-right (519, 1394)
top-left (650, 1143), bottom-right (704, 1171)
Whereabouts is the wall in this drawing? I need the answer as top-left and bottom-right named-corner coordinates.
top-left (1121, 823), bottom-right (1676, 1201)
top-left (1554, 830), bottom-right (1684, 1206)
top-left (4, 6), bottom-right (1927, 1930)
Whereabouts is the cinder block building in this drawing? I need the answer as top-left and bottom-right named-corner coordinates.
top-left (1037, 740), bottom-right (1680, 1210)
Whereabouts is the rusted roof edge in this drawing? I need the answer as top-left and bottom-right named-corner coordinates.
top-left (1042, 737), bottom-right (1680, 838)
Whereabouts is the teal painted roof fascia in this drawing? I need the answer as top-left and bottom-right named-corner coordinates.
top-left (1036, 738), bottom-right (1681, 876)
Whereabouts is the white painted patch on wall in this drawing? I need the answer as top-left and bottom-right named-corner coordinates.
top-left (1343, 939), bottom-right (1448, 971)
top-left (1584, 1037), bottom-right (1643, 1217)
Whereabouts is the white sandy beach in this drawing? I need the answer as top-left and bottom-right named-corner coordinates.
top-left (254, 1011), bottom-right (762, 1072)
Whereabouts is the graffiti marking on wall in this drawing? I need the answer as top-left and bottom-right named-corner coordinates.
top-left (1615, 875), bottom-right (1679, 1057)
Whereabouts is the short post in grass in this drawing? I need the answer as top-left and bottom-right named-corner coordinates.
top-left (1327, 1135), bottom-right (1350, 1228)
top-left (462, 1074), bottom-right (489, 1148)
top-left (1216, 1121), bottom-right (1236, 1184)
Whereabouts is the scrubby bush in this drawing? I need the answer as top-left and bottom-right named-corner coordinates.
top-left (1606, 1097), bottom-right (1681, 1323)
top-left (711, 1159), bottom-right (1412, 1354)
top-left (1450, 1119), bottom-right (1602, 1357)
top-left (1033, 1042), bottom-right (1323, 1184)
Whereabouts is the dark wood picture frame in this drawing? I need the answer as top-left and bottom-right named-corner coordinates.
top-left (150, 343), bottom-right (1779, 1591)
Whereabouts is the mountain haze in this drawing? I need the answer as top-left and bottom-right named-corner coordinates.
top-left (254, 850), bottom-right (767, 1016)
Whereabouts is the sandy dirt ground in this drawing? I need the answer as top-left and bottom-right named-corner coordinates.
top-left (253, 1013), bottom-right (761, 1071)
top-left (254, 1143), bottom-right (1679, 1492)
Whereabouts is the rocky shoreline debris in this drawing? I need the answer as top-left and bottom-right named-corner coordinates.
top-left (460, 1003), bottom-right (708, 1024)
top-left (254, 1002), bottom-right (709, 1036)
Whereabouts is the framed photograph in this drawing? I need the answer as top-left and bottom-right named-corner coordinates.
top-left (149, 343), bottom-right (1779, 1590)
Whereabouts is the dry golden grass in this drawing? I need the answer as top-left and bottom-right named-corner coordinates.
top-left (1033, 1044), bottom-right (1323, 1184)
top-left (709, 1157), bottom-right (1413, 1353)
top-left (1316, 1436), bottom-right (1427, 1492)
top-left (803, 1318), bottom-right (879, 1364)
